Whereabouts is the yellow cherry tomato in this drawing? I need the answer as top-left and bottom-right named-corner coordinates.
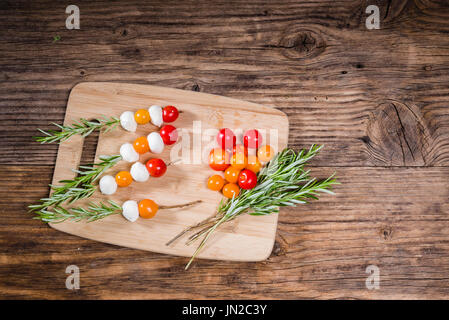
top-left (246, 155), bottom-right (262, 173)
top-left (115, 171), bottom-right (133, 187)
top-left (207, 175), bottom-right (225, 191)
top-left (224, 166), bottom-right (240, 184)
top-left (257, 145), bottom-right (275, 162)
top-left (133, 136), bottom-right (149, 154)
top-left (230, 152), bottom-right (247, 170)
top-left (222, 183), bottom-right (240, 199)
top-left (134, 109), bottom-right (150, 125)
top-left (138, 199), bottom-right (159, 219)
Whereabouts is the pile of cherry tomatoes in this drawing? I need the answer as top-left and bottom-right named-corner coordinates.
top-left (207, 128), bottom-right (275, 198)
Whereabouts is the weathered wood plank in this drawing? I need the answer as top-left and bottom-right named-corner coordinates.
top-left (1, 165), bottom-right (448, 299)
top-left (1, 0), bottom-right (449, 166)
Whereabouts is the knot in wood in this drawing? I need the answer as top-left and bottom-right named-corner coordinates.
top-left (379, 225), bottom-right (394, 240)
top-left (279, 29), bottom-right (325, 60)
top-left (365, 101), bottom-right (433, 166)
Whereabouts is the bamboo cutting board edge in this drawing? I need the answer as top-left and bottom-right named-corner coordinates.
top-left (49, 82), bottom-right (289, 262)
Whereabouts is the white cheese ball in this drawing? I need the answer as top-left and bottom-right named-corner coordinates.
top-left (99, 175), bottom-right (117, 195)
top-left (148, 105), bottom-right (163, 127)
top-left (122, 200), bottom-right (139, 222)
top-left (120, 143), bottom-right (139, 162)
top-left (147, 132), bottom-right (164, 154)
top-left (130, 162), bottom-right (149, 182)
top-left (120, 111), bottom-right (137, 132)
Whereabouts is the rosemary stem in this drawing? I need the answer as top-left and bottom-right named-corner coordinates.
top-left (185, 214), bottom-right (229, 270)
top-left (159, 200), bottom-right (202, 210)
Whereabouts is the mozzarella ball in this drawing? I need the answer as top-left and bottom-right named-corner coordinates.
top-left (122, 200), bottom-right (139, 222)
top-left (99, 175), bottom-right (117, 195)
top-left (148, 105), bottom-right (163, 127)
top-left (130, 162), bottom-right (149, 182)
top-left (120, 143), bottom-right (139, 162)
top-left (147, 132), bottom-right (164, 154)
top-left (120, 111), bottom-right (137, 132)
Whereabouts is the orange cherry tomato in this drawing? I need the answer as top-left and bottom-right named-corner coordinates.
top-left (230, 152), bottom-right (247, 170)
top-left (222, 183), bottom-right (240, 199)
top-left (224, 166), bottom-right (240, 184)
top-left (257, 145), bottom-right (275, 162)
top-left (208, 148), bottom-right (230, 171)
top-left (246, 155), bottom-right (262, 173)
top-left (115, 171), bottom-right (132, 187)
top-left (138, 199), bottom-right (159, 219)
top-left (134, 109), bottom-right (150, 125)
top-left (207, 175), bottom-right (225, 191)
top-left (133, 136), bottom-right (149, 154)
top-left (233, 144), bottom-right (248, 156)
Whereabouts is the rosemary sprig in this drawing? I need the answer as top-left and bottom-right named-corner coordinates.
top-left (34, 200), bottom-right (122, 223)
top-left (34, 116), bottom-right (120, 144)
top-left (33, 199), bottom-right (203, 224)
top-left (168, 145), bottom-right (339, 270)
top-left (28, 155), bottom-right (121, 213)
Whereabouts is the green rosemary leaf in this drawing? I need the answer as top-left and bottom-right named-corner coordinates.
top-left (33, 200), bottom-right (122, 223)
top-left (34, 116), bottom-right (120, 144)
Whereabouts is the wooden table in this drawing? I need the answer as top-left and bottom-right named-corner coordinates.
top-left (1, 0), bottom-right (448, 299)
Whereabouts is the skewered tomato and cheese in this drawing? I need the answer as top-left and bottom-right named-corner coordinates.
top-left (99, 158), bottom-right (171, 194)
top-left (117, 124), bottom-right (179, 162)
top-left (133, 125), bottom-right (178, 155)
top-left (121, 198), bottom-right (201, 222)
top-left (119, 105), bottom-right (179, 132)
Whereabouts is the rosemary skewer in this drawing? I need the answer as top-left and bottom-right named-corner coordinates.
top-left (167, 145), bottom-right (339, 270)
top-left (33, 200), bottom-right (203, 223)
top-left (28, 155), bottom-right (121, 213)
top-left (34, 116), bottom-right (120, 144)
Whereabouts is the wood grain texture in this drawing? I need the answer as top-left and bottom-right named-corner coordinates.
top-left (1, 0), bottom-right (449, 299)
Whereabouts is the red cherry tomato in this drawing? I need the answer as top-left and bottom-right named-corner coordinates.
top-left (216, 128), bottom-right (236, 150)
top-left (146, 158), bottom-right (167, 177)
top-left (238, 169), bottom-right (257, 190)
top-left (159, 125), bottom-right (178, 145)
top-left (162, 106), bottom-right (179, 123)
top-left (243, 129), bottom-right (262, 149)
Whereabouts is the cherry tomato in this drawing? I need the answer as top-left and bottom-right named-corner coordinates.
top-left (133, 136), bottom-right (149, 154)
top-left (162, 106), bottom-right (179, 123)
top-left (222, 183), bottom-right (240, 199)
top-left (115, 171), bottom-right (132, 187)
top-left (216, 128), bottom-right (236, 150)
top-left (146, 158), bottom-right (167, 177)
top-left (134, 109), bottom-right (150, 125)
top-left (233, 144), bottom-right (247, 156)
top-left (238, 169), bottom-right (257, 190)
top-left (159, 125), bottom-right (178, 145)
top-left (207, 175), bottom-right (225, 191)
top-left (257, 145), bottom-right (275, 162)
top-left (246, 155), bottom-right (262, 173)
top-left (230, 152), bottom-right (247, 170)
top-left (208, 148), bottom-right (230, 171)
top-left (243, 129), bottom-right (262, 149)
top-left (138, 199), bottom-right (159, 219)
top-left (224, 166), bottom-right (240, 184)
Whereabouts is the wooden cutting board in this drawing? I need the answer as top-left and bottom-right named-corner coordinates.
top-left (50, 82), bottom-right (289, 261)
